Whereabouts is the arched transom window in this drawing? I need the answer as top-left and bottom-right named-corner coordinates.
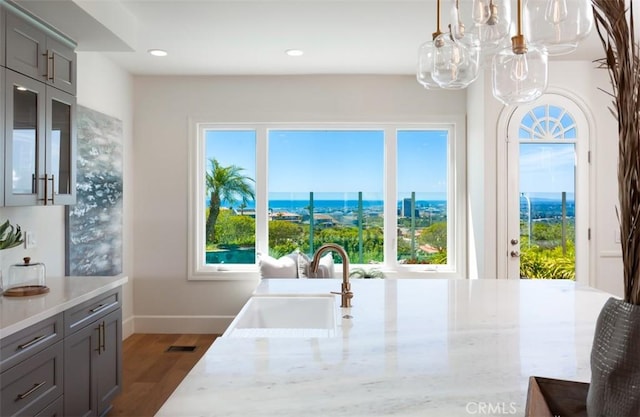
top-left (519, 105), bottom-right (577, 141)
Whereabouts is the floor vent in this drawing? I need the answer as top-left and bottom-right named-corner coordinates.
top-left (166, 345), bottom-right (197, 352)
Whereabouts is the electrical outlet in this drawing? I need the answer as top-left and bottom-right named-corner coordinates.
top-left (25, 231), bottom-right (37, 249)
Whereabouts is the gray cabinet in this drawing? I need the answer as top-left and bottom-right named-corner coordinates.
top-left (0, 288), bottom-right (122, 417)
top-left (1, 3), bottom-right (77, 207)
top-left (5, 8), bottom-right (76, 95)
top-left (0, 314), bottom-right (64, 417)
top-left (64, 289), bottom-right (122, 417)
top-left (0, 67), bottom-right (4, 207)
top-left (0, 6), bottom-right (5, 67)
top-left (4, 69), bottom-right (76, 206)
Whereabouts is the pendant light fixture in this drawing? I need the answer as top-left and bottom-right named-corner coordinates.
top-left (417, 0), bottom-right (444, 89)
top-left (524, 0), bottom-right (594, 56)
top-left (458, 0), bottom-right (512, 56)
top-left (491, 0), bottom-right (548, 104)
top-left (431, 0), bottom-right (481, 89)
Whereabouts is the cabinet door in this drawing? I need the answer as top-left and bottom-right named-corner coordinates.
top-left (96, 309), bottom-right (122, 416)
top-left (46, 37), bottom-right (76, 95)
top-left (4, 70), bottom-right (46, 206)
top-left (5, 10), bottom-right (47, 82)
top-left (1, 6), bottom-right (6, 67)
top-left (46, 86), bottom-right (76, 205)
top-left (64, 323), bottom-right (98, 417)
top-left (1, 67), bottom-right (5, 206)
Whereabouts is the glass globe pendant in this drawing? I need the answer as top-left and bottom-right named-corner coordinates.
top-left (492, 0), bottom-right (548, 105)
top-left (431, 0), bottom-right (481, 89)
top-left (456, 0), bottom-right (512, 56)
top-left (432, 30), bottom-right (480, 89)
top-left (416, 0), bottom-right (444, 89)
top-left (417, 34), bottom-right (442, 89)
top-left (524, 0), bottom-right (593, 55)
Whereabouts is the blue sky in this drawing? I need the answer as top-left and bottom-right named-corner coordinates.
top-left (520, 143), bottom-right (575, 195)
top-left (206, 129), bottom-right (449, 200)
top-left (205, 129), bottom-right (576, 201)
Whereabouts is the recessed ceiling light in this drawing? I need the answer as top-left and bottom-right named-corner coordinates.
top-left (285, 49), bottom-right (304, 57)
top-left (148, 49), bottom-right (168, 57)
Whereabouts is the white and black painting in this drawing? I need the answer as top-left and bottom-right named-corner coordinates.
top-left (66, 105), bottom-right (123, 276)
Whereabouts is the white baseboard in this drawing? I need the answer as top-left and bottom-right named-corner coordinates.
top-left (122, 316), bottom-right (135, 339)
top-left (133, 315), bottom-right (234, 334)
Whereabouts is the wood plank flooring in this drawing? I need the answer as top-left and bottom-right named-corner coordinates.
top-left (107, 333), bottom-right (218, 417)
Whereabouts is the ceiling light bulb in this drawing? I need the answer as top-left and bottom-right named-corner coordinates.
top-left (472, 0), bottom-right (491, 24)
top-left (148, 49), bottom-right (168, 57)
top-left (16, 86), bottom-right (28, 91)
top-left (510, 53), bottom-right (529, 81)
top-left (545, 0), bottom-right (568, 24)
top-left (285, 49), bottom-right (304, 57)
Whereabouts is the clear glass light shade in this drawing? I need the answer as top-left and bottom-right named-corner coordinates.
top-left (451, 0), bottom-right (511, 55)
top-left (417, 41), bottom-right (441, 89)
top-left (431, 33), bottom-right (481, 89)
top-left (524, 0), bottom-right (593, 55)
top-left (492, 44), bottom-right (548, 105)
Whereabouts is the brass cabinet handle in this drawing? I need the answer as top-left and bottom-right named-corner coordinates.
top-left (17, 334), bottom-right (47, 350)
top-left (38, 175), bottom-right (54, 205)
top-left (95, 322), bottom-right (106, 354)
top-left (17, 381), bottom-right (46, 400)
top-left (49, 52), bottom-right (55, 82)
top-left (100, 322), bottom-right (106, 353)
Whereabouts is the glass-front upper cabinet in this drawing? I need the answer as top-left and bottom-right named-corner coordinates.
top-left (0, 68), bottom-right (5, 206)
top-left (4, 69), bottom-right (76, 206)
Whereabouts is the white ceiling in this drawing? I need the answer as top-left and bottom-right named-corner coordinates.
top-left (14, 0), bottom-right (604, 76)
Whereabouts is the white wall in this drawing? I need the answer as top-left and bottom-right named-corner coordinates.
top-left (76, 52), bottom-right (135, 336)
top-left (132, 75), bottom-right (467, 333)
top-left (0, 52), bottom-right (135, 338)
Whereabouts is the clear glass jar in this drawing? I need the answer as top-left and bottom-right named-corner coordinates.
top-left (2, 257), bottom-right (48, 297)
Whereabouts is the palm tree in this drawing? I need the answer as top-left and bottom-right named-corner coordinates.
top-left (206, 158), bottom-right (255, 245)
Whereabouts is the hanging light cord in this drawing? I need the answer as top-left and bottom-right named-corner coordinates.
top-left (512, 0), bottom-right (528, 54)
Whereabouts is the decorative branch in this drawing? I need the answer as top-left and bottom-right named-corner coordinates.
top-left (592, 0), bottom-right (640, 304)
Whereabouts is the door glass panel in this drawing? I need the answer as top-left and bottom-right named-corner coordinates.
top-left (12, 85), bottom-right (37, 194)
top-left (51, 99), bottom-right (71, 195)
top-left (519, 143), bottom-right (576, 279)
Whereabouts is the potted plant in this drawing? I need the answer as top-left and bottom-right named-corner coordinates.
top-left (0, 220), bottom-right (24, 292)
top-left (587, 1), bottom-right (640, 415)
top-left (0, 220), bottom-right (23, 250)
top-left (349, 267), bottom-right (385, 279)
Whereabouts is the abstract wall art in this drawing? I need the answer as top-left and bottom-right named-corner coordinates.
top-left (66, 105), bottom-right (123, 276)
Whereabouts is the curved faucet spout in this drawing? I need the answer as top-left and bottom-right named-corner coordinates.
top-left (311, 243), bottom-right (353, 308)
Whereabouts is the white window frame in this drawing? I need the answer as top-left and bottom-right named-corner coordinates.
top-left (188, 120), bottom-right (466, 281)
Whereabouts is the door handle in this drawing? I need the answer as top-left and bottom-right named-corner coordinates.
top-left (510, 239), bottom-right (519, 245)
top-left (510, 251), bottom-right (520, 258)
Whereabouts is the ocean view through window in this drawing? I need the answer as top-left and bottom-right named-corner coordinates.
top-left (188, 122), bottom-right (465, 279)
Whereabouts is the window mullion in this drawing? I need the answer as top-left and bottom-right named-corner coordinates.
top-left (256, 126), bottom-right (268, 256)
top-left (384, 126), bottom-right (397, 267)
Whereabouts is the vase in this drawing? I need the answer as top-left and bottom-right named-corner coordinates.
top-left (587, 297), bottom-right (640, 416)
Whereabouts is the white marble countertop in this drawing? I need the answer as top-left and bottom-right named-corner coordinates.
top-left (157, 279), bottom-right (613, 417)
top-left (0, 274), bottom-right (128, 339)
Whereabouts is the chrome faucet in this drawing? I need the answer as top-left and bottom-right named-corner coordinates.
top-left (311, 243), bottom-right (353, 308)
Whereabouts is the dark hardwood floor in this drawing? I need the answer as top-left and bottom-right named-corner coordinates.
top-left (107, 333), bottom-right (218, 417)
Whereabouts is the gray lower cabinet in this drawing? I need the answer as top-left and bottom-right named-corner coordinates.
top-left (0, 288), bottom-right (122, 417)
top-left (64, 290), bottom-right (122, 417)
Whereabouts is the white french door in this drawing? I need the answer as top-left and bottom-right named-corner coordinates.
top-left (502, 94), bottom-right (591, 282)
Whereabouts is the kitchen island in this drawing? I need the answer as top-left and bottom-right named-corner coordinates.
top-left (157, 279), bottom-right (612, 417)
